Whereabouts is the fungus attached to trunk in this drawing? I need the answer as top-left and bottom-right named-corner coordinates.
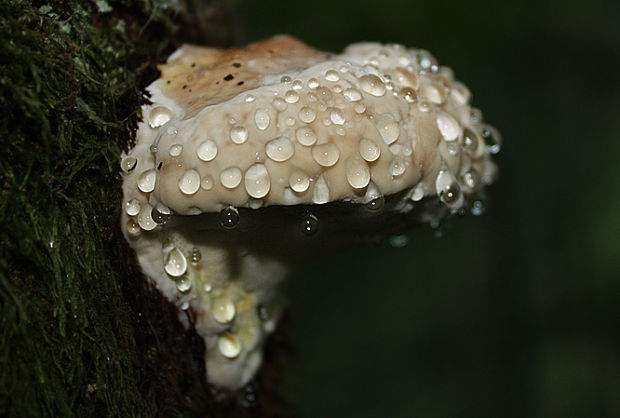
top-left (120, 36), bottom-right (500, 389)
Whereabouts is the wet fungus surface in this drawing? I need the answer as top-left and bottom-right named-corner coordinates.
top-left (120, 35), bottom-right (500, 389)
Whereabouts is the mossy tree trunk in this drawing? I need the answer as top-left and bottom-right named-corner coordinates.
top-left (0, 1), bottom-right (283, 416)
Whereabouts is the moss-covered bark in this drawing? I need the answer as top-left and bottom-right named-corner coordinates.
top-left (0, 1), bottom-right (281, 416)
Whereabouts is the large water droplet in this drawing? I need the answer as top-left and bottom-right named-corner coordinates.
top-left (137, 169), bottom-right (156, 193)
top-left (137, 204), bottom-right (157, 230)
top-left (312, 143), bottom-right (340, 167)
top-left (213, 297), bottom-right (236, 324)
top-left (218, 333), bottom-right (242, 359)
top-left (289, 170), bottom-right (310, 192)
top-left (266, 136), bottom-right (294, 162)
top-left (295, 127), bottom-right (317, 146)
top-left (300, 212), bottom-right (319, 236)
top-left (220, 205), bottom-right (239, 229)
top-left (178, 169), bottom-right (200, 195)
top-left (230, 126), bottom-right (248, 144)
top-left (436, 111), bottom-right (461, 142)
top-left (165, 248), bottom-right (187, 277)
top-left (299, 107), bottom-right (316, 123)
top-left (244, 163), bottom-right (271, 198)
top-left (176, 276), bottom-right (192, 293)
top-left (439, 183), bottom-right (462, 207)
top-left (148, 106), bottom-right (172, 128)
top-left (376, 114), bottom-right (400, 145)
top-left (220, 167), bottom-right (242, 189)
top-left (285, 90), bottom-right (299, 104)
top-left (151, 204), bottom-right (170, 224)
top-left (359, 74), bottom-right (386, 96)
top-left (120, 156), bottom-right (137, 173)
top-left (254, 109), bottom-right (270, 130)
top-left (359, 138), bottom-right (381, 162)
top-left (345, 156), bottom-right (370, 189)
top-left (197, 140), bottom-right (218, 161)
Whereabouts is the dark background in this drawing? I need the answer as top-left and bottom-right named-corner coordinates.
top-left (238, 0), bottom-right (620, 416)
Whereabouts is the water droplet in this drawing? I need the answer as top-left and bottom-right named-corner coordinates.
top-left (292, 79), bottom-right (303, 90)
top-left (440, 183), bottom-right (462, 207)
top-left (312, 175), bottom-right (330, 204)
top-left (230, 126), bottom-right (248, 144)
top-left (254, 109), bottom-right (270, 130)
top-left (307, 78), bottom-right (319, 89)
top-left (345, 156), bottom-right (370, 189)
top-left (284, 90), bottom-right (299, 104)
top-left (272, 97), bottom-right (287, 111)
top-left (401, 87), bottom-right (417, 102)
top-left (151, 204), bottom-right (170, 224)
top-left (165, 248), bottom-right (187, 277)
top-left (204, 283), bottom-right (212, 293)
top-left (462, 128), bottom-right (480, 153)
top-left (213, 297), bottom-right (236, 323)
top-left (176, 276), bottom-right (192, 293)
top-left (481, 124), bottom-right (501, 154)
top-left (218, 333), bottom-right (242, 358)
top-left (149, 144), bottom-right (158, 153)
top-left (376, 114), bottom-right (400, 145)
top-left (148, 106), bottom-right (172, 128)
top-left (137, 169), bottom-right (156, 193)
top-left (471, 197), bottom-right (486, 216)
top-left (244, 163), bottom-right (270, 198)
top-left (411, 184), bottom-right (425, 201)
top-left (394, 67), bottom-right (418, 88)
top-left (461, 168), bottom-right (480, 190)
top-left (365, 195), bottom-right (384, 212)
top-left (288, 169), bottom-right (310, 192)
top-left (169, 144), bottom-right (182, 157)
top-left (359, 74), bottom-right (386, 96)
top-left (180, 301), bottom-right (190, 311)
top-left (257, 304), bottom-right (270, 321)
top-left (299, 107), bottom-right (316, 123)
top-left (220, 167), bottom-right (242, 189)
top-left (178, 169), bottom-right (200, 195)
top-left (436, 111), bottom-right (461, 141)
top-left (300, 212), bottom-right (319, 235)
top-left (126, 220), bottom-right (141, 238)
top-left (450, 81), bottom-right (471, 105)
top-left (245, 94), bottom-right (256, 103)
top-left (343, 88), bottom-right (362, 102)
top-left (265, 136), bottom-right (294, 162)
top-left (391, 157), bottom-right (406, 176)
top-left (359, 138), bottom-right (381, 162)
top-left (197, 140), bottom-right (218, 161)
top-left (389, 235), bottom-right (409, 247)
top-left (280, 75), bottom-right (292, 84)
top-left (354, 103), bottom-right (366, 114)
top-left (470, 108), bottom-right (483, 125)
top-left (325, 69), bottom-right (340, 82)
top-left (329, 108), bottom-right (345, 125)
top-left (201, 175), bottom-right (214, 190)
top-left (417, 100), bottom-right (431, 112)
top-left (312, 143), bottom-right (340, 167)
top-left (120, 156), bottom-right (137, 173)
top-left (420, 82), bottom-right (446, 104)
top-left (295, 127), bottom-right (317, 146)
top-left (220, 205), bottom-right (239, 229)
top-left (190, 248), bottom-right (201, 263)
top-left (125, 199), bottom-right (141, 216)
top-left (333, 84), bottom-right (343, 93)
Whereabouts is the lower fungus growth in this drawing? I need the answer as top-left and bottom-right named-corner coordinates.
top-left (121, 36), bottom-right (500, 389)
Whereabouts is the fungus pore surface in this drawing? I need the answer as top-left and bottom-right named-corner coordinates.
top-left (121, 36), bottom-right (500, 389)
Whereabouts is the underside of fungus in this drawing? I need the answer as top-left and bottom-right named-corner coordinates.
top-left (120, 36), bottom-right (500, 389)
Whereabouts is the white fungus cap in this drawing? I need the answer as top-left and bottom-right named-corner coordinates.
top-left (120, 36), bottom-right (500, 389)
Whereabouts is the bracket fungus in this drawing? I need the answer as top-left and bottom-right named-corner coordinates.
top-left (121, 36), bottom-right (500, 389)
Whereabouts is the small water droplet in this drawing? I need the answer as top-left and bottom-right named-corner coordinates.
top-left (176, 276), bottom-right (192, 293)
top-left (197, 140), bottom-right (218, 161)
top-left (272, 97), bottom-right (287, 111)
top-left (440, 183), bottom-right (462, 207)
top-left (389, 235), bottom-right (409, 247)
top-left (169, 144), bottom-right (183, 157)
top-left (461, 168), bottom-right (480, 190)
top-left (218, 333), bottom-right (242, 358)
top-left (401, 87), bottom-right (417, 102)
top-left (411, 184), bottom-right (425, 201)
top-left (220, 167), bottom-right (242, 189)
top-left (257, 304), bottom-right (270, 321)
top-left (181, 301), bottom-right (190, 311)
top-left (292, 79), bottom-right (303, 90)
top-left (307, 78), bottom-right (319, 89)
top-left (201, 175), bottom-right (214, 190)
top-left (481, 124), bottom-right (501, 154)
top-left (359, 138), bottom-right (381, 162)
top-left (284, 90), bottom-right (299, 104)
top-left (299, 107), bottom-right (316, 123)
top-left (312, 143), bottom-right (340, 167)
top-left (178, 169), bottom-right (200, 195)
top-left (190, 248), bottom-right (201, 263)
top-left (213, 297), bottom-right (236, 323)
top-left (220, 205), bottom-right (239, 229)
top-left (345, 156), bottom-right (370, 189)
top-left (254, 109), bottom-right (270, 130)
top-left (436, 111), bottom-right (461, 142)
top-left (329, 108), bottom-right (345, 125)
top-left (244, 163), bottom-right (271, 198)
top-left (376, 114), bottom-right (400, 145)
top-left (391, 157), bottom-right (406, 176)
top-left (462, 128), bottom-right (480, 153)
top-left (325, 69), bottom-right (339, 82)
top-left (120, 156), bottom-right (137, 173)
top-left (343, 88), bottom-right (362, 102)
top-left (125, 199), bottom-right (141, 216)
top-left (280, 75), bottom-right (292, 84)
top-left (148, 106), bottom-right (172, 128)
top-left (266, 136), bottom-right (294, 162)
top-left (300, 212), bottom-right (319, 236)
top-left (230, 126), bottom-right (248, 144)
top-left (365, 195), bottom-right (385, 212)
top-left (126, 220), bottom-right (141, 238)
top-left (295, 127), bottom-right (317, 146)
top-left (471, 197), bottom-right (486, 216)
top-left (289, 170), bottom-right (310, 192)
top-left (245, 94), bottom-right (256, 103)
top-left (165, 248), bottom-right (187, 277)
top-left (359, 74), bottom-right (386, 96)
top-left (137, 169), bottom-right (156, 193)
top-left (151, 204), bottom-right (170, 224)
top-left (354, 103), bottom-right (366, 114)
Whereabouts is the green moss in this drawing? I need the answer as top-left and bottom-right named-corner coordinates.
top-left (0, 1), bottom-right (242, 416)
